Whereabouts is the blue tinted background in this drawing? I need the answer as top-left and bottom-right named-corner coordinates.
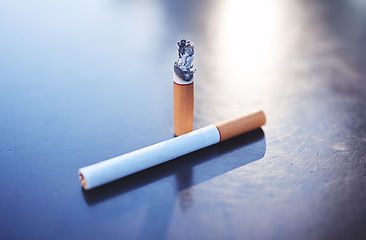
top-left (1, 0), bottom-right (366, 239)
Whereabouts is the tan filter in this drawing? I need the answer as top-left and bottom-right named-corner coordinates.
top-left (173, 79), bottom-right (194, 136)
top-left (215, 110), bottom-right (266, 141)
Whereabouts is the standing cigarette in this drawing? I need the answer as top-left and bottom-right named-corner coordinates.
top-left (174, 39), bottom-right (195, 136)
top-left (79, 110), bottom-right (266, 190)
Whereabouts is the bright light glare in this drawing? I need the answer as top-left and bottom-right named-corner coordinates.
top-left (209, 0), bottom-right (284, 81)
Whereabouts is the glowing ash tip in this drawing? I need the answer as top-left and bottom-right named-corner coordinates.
top-left (174, 39), bottom-right (195, 81)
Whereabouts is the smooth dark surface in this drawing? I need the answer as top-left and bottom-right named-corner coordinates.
top-left (1, 0), bottom-right (366, 239)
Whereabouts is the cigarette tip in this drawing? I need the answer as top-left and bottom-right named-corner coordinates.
top-left (78, 171), bottom-right (88, 190)
top-left (259, 110), bottom-right (266, 125)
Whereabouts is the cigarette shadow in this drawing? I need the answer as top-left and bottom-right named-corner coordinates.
top-left (82, 128), bottom-right (266, 205)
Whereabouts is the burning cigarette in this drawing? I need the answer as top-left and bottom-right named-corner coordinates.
top-left (79, 110), bottom-right (266, 190)
top-left (174, 39), bottom-right (195, 136)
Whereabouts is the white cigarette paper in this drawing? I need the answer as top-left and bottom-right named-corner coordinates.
top-left (79, 110), bottom-right (266, 190)
top-left (79, 125), bottom-right (220, 190)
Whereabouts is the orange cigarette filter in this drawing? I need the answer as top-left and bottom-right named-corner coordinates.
top-left (174, 39), bottom-right (195, 136)
top-left (215, 110), bottom-right (266, 141)
top-left (173, 77), bottom-right (193, 136)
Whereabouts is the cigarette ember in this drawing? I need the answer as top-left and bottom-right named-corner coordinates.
top-left (174, 39), bottom-right (195, 81)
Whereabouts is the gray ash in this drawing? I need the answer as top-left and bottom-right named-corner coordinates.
top-left (174, 39), bottom-right (195, 81)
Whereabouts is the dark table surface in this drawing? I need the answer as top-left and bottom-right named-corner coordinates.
top-left (1, 0), bottom-right (366, 239)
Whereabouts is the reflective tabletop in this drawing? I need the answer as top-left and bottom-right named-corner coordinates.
top-left (1, 0), bottom-right (366, 239)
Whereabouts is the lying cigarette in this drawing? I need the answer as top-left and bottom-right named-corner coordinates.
top-left (174, 39), bottom-right (195, 136)
top-left (79, 110), bottom-right (266, 190)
